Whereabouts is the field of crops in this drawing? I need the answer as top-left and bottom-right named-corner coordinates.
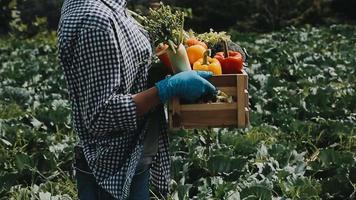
top-left (0, 25), bottom-right (355, 199)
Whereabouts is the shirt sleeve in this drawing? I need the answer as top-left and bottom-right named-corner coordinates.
top-left (73, 28), bottom-right (137, 135)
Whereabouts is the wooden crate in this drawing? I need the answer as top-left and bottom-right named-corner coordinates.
top-left (168, 70), bottom-right (249, 129)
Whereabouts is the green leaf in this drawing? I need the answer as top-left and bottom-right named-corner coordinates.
top-left (0, 138), bottom-right (12, 146)
top-left (15, 153), bottom-right (33, 171)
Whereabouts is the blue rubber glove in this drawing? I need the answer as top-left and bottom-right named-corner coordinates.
top-left (155, 70), bottom-right (216, 103)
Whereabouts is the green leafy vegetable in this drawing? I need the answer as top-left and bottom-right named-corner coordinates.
top-left (136, 3), bottom-right (185, 49)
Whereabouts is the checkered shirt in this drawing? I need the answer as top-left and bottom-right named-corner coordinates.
top-left (57, 0), bottom-right (170, 199)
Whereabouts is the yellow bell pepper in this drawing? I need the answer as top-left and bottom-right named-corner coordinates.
top-left (193, 49), bottom-right (222, 75)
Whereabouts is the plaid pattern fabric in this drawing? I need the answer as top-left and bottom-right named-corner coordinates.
top-left (57, 0), bottom-right (170, 199)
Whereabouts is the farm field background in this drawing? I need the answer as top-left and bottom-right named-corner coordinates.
top-left (0, 25), bottom-right (355, 199)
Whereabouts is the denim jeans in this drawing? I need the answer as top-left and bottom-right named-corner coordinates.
top-left (74, 146), bottom-right (150, 200)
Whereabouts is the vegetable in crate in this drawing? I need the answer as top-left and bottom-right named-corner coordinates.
top-left (185, 38), bottom-right (208, 49)
top-left (193, 49), bottom-right (222, 75)
top-left (194, 29), bottom-right (231, 49)
top-left (212, 41), bottom-right (247, 62)
top-left (214, 40), bottom-right (244, 74)
top-left (191, 29), bottom-right (246, 60)
top-left (155, 43), bottom-right (171, 69)
top-left (139, 3), bottom-right (191, 73)
top-left (167, 43), bottom-right (191, 73)
top-left (196, 90), bottom-right (233, 103)
top-left (186, 44), bottom-right (206, 65)
top-left (139, 3), bottom-right (184, 47)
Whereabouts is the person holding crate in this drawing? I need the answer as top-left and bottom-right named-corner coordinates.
top-left (57, 0), bottom-right (215, 199)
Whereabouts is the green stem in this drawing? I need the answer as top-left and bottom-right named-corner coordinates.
top-left (168, 40), bottom-right (177, 54)
top-left (179, 13), bottom-right (185, 44)
top-left (203, 49), bottom-right (211, 65)
top-left (223, 40), bottom-right (229, 58)
top-left (127, 9), bottom-right (146, 22)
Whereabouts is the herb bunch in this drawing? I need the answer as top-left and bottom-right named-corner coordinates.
top-left (195, 29), bottom-right (231, 47)
top-left (140, 3), bottom-right (185, 49)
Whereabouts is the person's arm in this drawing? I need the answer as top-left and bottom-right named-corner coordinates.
top-left (132, 87), bottom-right (160, 116)
top-left (74, 28), bottom-right (141, 135)
top-left (133, 70), bottom-right (217, 116)
top-left (133, 70), bottom-right (217, 117)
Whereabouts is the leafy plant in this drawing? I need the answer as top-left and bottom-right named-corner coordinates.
top-left (0, 25), bottom-right (355, 199)
top-left (134, 3), bottom-right (185, 49)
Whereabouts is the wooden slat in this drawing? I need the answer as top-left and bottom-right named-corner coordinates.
top-left (209, 74), bottom-right (236, 87)
top-left (172, 97), bottom-right (180, 114)
top-left (243, 71), bottom-right (249, 127)
top-left (179, 110), bottom-right (237, 128)
top-left (244, 72), bottom-right (249, 127)
top-left (182, 124), bottom-right (236, 129)
top-left (237, 75), bottom-right (246, 128)
top-left (171, 97), bottom-right (181, 128)
top-left (180, 103), bottom-right (237, 111)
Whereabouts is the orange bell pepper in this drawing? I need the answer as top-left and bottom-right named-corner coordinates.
top-left (214, 40), bottom-right (243, 74)
top-left (186, 38), bottom-right (208, 49)
top-left (186, 44), bottom-right (206, 65)
top-left (193, 49), bottom-right (222, 75)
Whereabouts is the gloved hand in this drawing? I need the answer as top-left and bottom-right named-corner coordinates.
top-left (155, 70), bottom-right (216, 103)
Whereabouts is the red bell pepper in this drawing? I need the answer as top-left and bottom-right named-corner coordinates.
top-left (214, 40), bottom-right (243, 74)
top-left (156, 43), bottom-right (172, 69)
